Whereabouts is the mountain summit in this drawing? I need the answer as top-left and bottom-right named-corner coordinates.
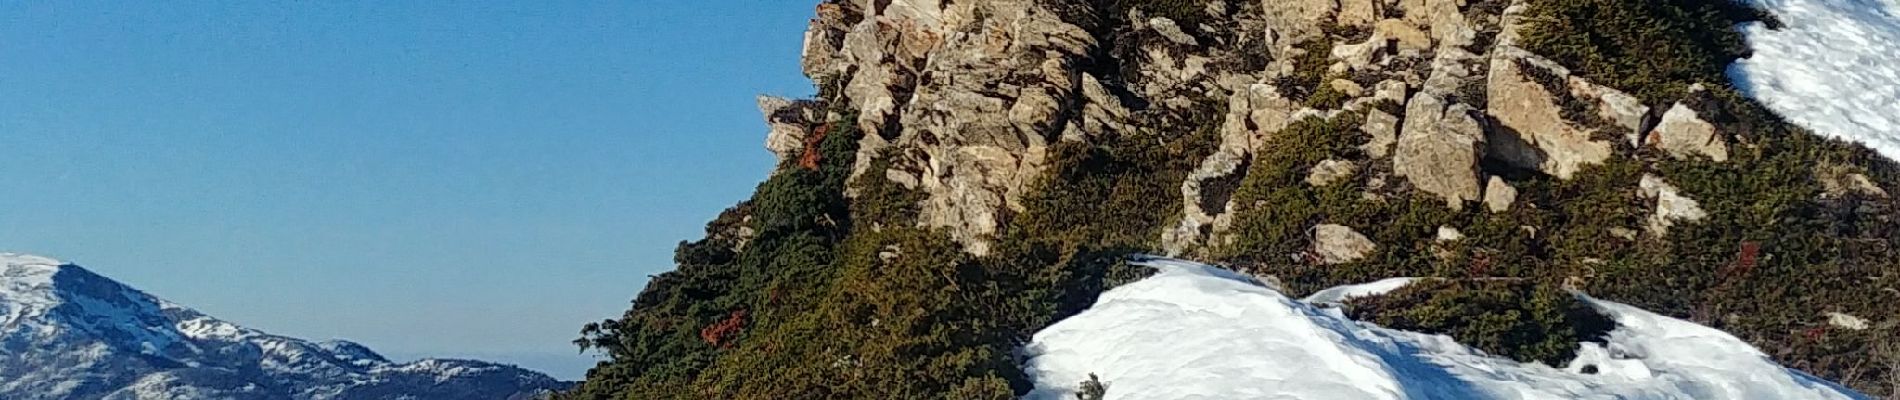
top-left (565, 0), bottom-right (1898, 398)
top-left (0, 253), bottom-right (568, 400)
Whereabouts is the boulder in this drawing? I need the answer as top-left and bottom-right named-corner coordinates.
top-left (1315, 224), bottom-right (1378, 265)
top-left (1487, 48), bottom-right (1615, 179)
top-left (1647, 103), bottom-right (1730, 162)
top-left (1436, 226), bottom-right (1466, 242)
top-left (1395, 92), bottom-right (1487, 210)
top-left (1484, 176), bottom-right (1518, 213)
top-left (1638, 174), bottom-right (1709, 236)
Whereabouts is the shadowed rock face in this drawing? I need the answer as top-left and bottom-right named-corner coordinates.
top-left (0, 254), bottom-right (570, 400)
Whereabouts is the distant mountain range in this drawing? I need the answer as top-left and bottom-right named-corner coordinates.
top-left (0, 253), bottom-right (570, 400)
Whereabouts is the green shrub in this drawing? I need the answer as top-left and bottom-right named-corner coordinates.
top-left (1346, 280), bottom-right (1616, 366)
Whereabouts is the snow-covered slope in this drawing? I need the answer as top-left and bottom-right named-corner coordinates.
top-left (0, 253), bottom-right (569, 400)
top-left (1730, 0), bottom-right (1900, 160)
top-left (1022, 258), bottom-right (1869, 400)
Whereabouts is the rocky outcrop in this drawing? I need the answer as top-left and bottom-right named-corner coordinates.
top-left (1484, 5), bottom-right (1650, 179)
top-left (1263, 0), bottom-right (1338, 44)
top-left (798, 0), bottom-right (1100, 255)
top-left (1314, 224), bottom-right (1377, 265)
top-left (759, 96), bottom-right (824, 164)
top-left (1395, 92), bottom-right (1487, 210)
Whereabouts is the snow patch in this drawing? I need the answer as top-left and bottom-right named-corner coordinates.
top-left (1303, 277), bottom-right (1419, 304)
top-left (1730, 0), bottom-right (1900, 161)
top-left (1023, 257), bottom-right (1869, 400)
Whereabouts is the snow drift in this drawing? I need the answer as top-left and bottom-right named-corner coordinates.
top-left (1022, 257), bottom-right (1868, 400)
top-left (1730, 0), bottom-right (1900, 161)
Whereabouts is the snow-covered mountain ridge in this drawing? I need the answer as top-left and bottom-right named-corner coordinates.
top-left (1024, 258), bottom-right (1872, 400)
top-left (0, 253), bottom-right (569, 400)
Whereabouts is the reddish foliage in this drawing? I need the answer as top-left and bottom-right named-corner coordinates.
top-left (1467, 252), bottom-right (1495, 277)
top-left (1719, 241), bottom-right (1761, 281)
top-left (700, 309), bottom-right (748, 349)
top-left (1803, 326), bottom-right (1827, 341)
top-left (797, 124), bottom-right (830, 170)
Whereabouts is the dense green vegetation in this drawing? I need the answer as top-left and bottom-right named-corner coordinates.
top-left (1346, 280), bottom-right (1616, 366)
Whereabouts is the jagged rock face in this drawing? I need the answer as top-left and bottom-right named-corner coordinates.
top-left (799, 0), bottom-right (1099, 255)
top-left (758, 96), bottom-right (826, 164)
top-left (0, 254), bottom-right (566, 400)
top-left (781, 0), bottom-right (1751, 257)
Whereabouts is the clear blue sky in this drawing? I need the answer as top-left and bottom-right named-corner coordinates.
top-left (0, 1), bottom-right (816, 380)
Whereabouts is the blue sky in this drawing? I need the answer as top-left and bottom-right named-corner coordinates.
top-left (0, 1), bottom-right (815, 379)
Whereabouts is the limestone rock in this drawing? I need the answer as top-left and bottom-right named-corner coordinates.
top-left (1314, 224), bottom-right (1378, 265)
top-left (1639, 174), bottom-right (1709, 236)
top-left (1568, 78), bottom-right (1654, 146)
top-left (1307, 159), bottom-right (1358, 187)
top-left (1379, 19), bottom-right (1433, 53)
top-left (1149, 17), bottom-right (1198, 46)
top-left (1338, 0), bottom-right (1382, 28)
top-left (759, 95), bottom-right (821, 163)
top-left (1826, 312), bottom-right (1871, 330)
top-left (1648, 103), bottom-right (1730, 162)
top-left (797, 0), bottom-right (1098, 255)
top-left (1395, 92), bottom-right (1487, 210)
top-left (1360, 108), bottom-right (1401, 158)
top-left (1487, 47), bottom-right (1615, 179)
top-left (1164, 84), bottom-right (1300, 254)
top-left (1330, 79), bottom-right (1366, 98)
top-left (1436, 226), bottom-right (1466, 242)
top-left (1484, 176), bottom-right (1518, 213)
top-left (1413, 0), bottom-right (1477, 48)
top-left (1261, 0), bottom-right (1340, 43)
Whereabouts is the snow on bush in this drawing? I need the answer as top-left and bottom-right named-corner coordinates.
top-left (1021, 258), bottom-right (1868, 400)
